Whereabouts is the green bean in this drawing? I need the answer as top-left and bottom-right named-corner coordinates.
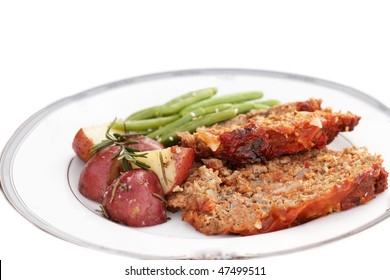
top-left (197, 103), bottom-right (233, 114)
top-left (125, 105), bottom-right (161, 121)
top-left (164, 87), bottom-right (217, 106)
top-left (231, 103), bottom-right (257, 114)
top-left (125, 87), bottom-right (217, 120)
top-left (112, 115), bottom-right (180, 132)
top-left (253, 103), bottom-right (271, 110)
top-left (256, 99), bottom-right (281, 106)
top-left (147, 103), bottom-right (233, 140)
top-left (147, 108), bottom-right (206, 140)
top-left (158, 108), bottom-right (238, 145)
top-left (155, 87), bottom-right (217, 116)
top-left (180, 91), bottom-right (264, 115)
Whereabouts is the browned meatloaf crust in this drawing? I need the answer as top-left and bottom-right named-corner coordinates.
top-left (167, 147), bottom-right (388, 236)
top-left (179, 99), bottom-right (361, 165)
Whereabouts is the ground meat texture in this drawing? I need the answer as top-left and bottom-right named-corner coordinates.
top-left (167, 147), bottom-right (388, 236)
top-left (179, 99), bottom-right (361, 165)
top-left (217, 98), bottom-right (323, 128)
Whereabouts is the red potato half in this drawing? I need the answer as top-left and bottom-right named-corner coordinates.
top-left (72, 123), bottom-right (164, 162)
top-left (78, 135), bottom-right (164, 203)
top-left (131, 146), bottom-right (195, 195)
top-left (72, 123), bottom-right (122, 162)
top-left (126, 134), bottom-right (165, 151)
top-left (78, 145), bottom-right (122, 203)
top-left (102, 169), bottom-right (167, 227)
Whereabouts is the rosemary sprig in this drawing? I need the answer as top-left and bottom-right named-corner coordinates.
top-left (90, 118), bottom-right (151, 171)
top-left (99, 205), bottom-right (109, 218)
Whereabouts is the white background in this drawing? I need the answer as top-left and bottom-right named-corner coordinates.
top-left (1, 1), bottom-right (390, 279)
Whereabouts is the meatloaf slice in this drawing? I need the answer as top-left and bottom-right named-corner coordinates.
top-left (167, 147), bottom-right (388, 236)
top-left (179, 99), bottom-right (361, 165)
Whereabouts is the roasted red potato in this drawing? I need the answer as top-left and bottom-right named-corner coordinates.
top-left (72, 124), bottom-right (116, 162)
top-left (170, 146), bottom-right (195, 190)
top-left (131, 146), bottom-right (195, 194)
top-left (72, 123), bottom-right (164, 162)
top-left (127, 134), bottom-right (164, 151)
top-left (102, 169), bottom-right (167, 227)
top-left (78, 146), bottom-right (122, 203)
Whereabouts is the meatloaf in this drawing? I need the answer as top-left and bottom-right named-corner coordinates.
top-left (167, 147), bottom-right (388, 236)
top-left (179, 99), bottom-right (361, 165)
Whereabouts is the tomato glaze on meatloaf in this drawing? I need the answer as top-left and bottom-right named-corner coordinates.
top-left (167, 147), bottom-right (388, 236)
top-left (178, 99), bottom-right (361, 165)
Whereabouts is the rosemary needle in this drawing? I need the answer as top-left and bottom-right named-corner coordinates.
top-left (90, 118), bottom-right (150, 171)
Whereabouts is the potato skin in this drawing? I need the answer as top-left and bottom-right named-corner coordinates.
top-left (78, 135), bottom-right (164, 202)
top-left (78, 146), bottom-right (122, 203)
top-left (72, 125), bottom-right (164, 162)
top-left (171, 146), bottom-right (195, 190)
top-left (127, 135), bottom-right (164, 151)
top-left (72, 128), bottom-right (94, 162)
top-left (102, 169), bottom-right (167, 227)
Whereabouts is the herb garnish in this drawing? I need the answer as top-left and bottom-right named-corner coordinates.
top-left (90, 118), bottom-right (151, 171)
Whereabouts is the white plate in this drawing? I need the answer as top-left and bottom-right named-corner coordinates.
top-left (1, 69), bottom-right (390, 259)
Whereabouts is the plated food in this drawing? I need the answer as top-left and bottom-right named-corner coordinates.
top-left (168, 146), bottom-right (387, 235)
top-left (2, 69), bottom-right (390, 258)
top-left (72, 88), bottom-right (388, 236)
